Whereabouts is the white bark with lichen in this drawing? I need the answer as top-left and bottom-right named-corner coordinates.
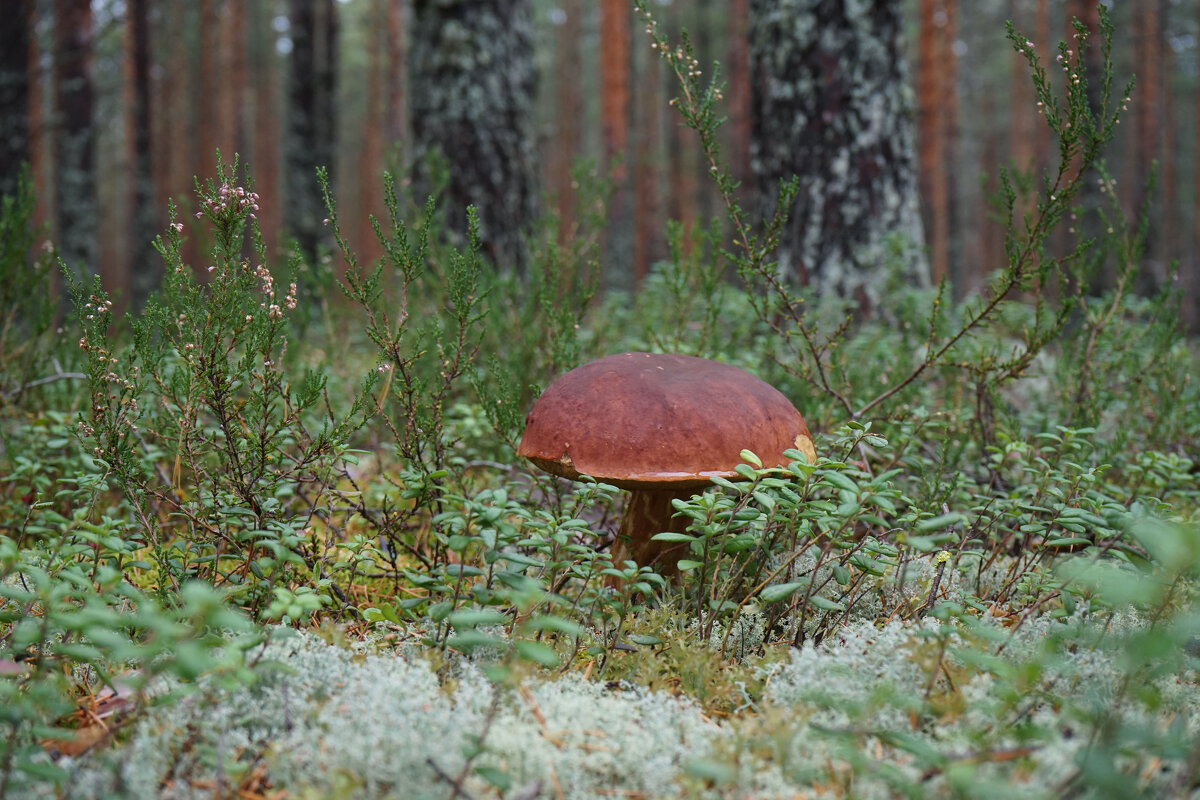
top-left (410, 0), bottom-right (539, 273)
top-left (750, 0), bottom-right (929, 309)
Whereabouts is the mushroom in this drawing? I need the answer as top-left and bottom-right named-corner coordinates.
top-left (517, 352), bottom-right (816, 571)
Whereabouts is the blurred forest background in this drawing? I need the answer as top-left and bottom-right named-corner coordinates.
top-left (0, 0), bottom-right (1197, 327)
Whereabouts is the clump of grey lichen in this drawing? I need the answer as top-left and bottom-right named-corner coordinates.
top-left (49, 629), bottom-right (724, 800)
top-left (35, 610), bottom-right (1199, 800)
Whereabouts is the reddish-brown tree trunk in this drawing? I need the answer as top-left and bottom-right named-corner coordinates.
top-left (632, 17), bottom-right (661, 284)
top-left (1033, 0), bottom-right (1051, 174)
top-left (917, 0), bottom-right (954, 285)
top-left (666, 1), bottom-right (697, 250)
top-left (250, 2), bottom-right (282, 258)
top-left (725, 0), bottom-right (751, 194)
top-left (601, 0), bottom-right (631, 277)
top-left (199, 0), bottom-right (240, 183)
top-left (1161, 44), bottom-right (1176, 268)
top-left (553, 0), bottom-right (583, 243)
top-left (358, 0), bottom-right (386, 267)
top-left (1130, 0), bottom-right (1162, 230)
top-left (386, 0), bottom-right (406, 159)
top-left (157, 1), bottom-right (194, 264)
top-left (198, 0), bottom-right (219, 175)
top-left (1009, 0), bottom-right (1035, 173)
top-left (939, 0), bottom-right (959, 289)
top-left (228, 2), bottom-right (247, 161)
top-left (600, 0), bottom-right (630, 182)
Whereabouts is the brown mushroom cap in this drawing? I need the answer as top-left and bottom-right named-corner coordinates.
top-left (518, 352), bottom-right (815, 489)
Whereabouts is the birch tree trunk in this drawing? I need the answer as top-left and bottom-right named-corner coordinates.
top-left (749, 0), bottom-right (928, 310)
top-left (410, 0), bottom-right (538, 274)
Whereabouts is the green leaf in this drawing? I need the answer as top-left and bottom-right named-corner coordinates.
top-left (447, 609), bottom-right (509, 629)
top-left (684, 759), bottom-right (736, 786)
top-left (740, 449), bottom-right (763, 468)
top-left (807, 595), bottom-right (845, 612)
top-left (475, 766), bottom-right (512, 792)
top-left (915, 513), bottom-right (966, 533)
top-left (1043, 537), bottom-right (1090, 549)
top-left (752, 490), bottom-right (775, 512)
top-left (650, 532), bottom-right (698, 543)
top-left (821, 471), bottom-right (858, 493)
top-left (676, 559), bottom-right (704, 571)
top-left (514, 639), bottom-right (559, 667)
top-left (709, 475), bottom-right (741, 491)
top-left (760, 581), bottom-right (807, 603)
top-left (734, 463), bottom-right (758, 480)
top-left (517, 615), bottom-right (586, 638)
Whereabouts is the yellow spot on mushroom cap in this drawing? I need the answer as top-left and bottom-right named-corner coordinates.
top-left (794, 434), bottom-right (817, 465)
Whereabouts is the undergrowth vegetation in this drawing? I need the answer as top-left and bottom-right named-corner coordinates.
top-left (1, 7), bottom-right (1198, 799)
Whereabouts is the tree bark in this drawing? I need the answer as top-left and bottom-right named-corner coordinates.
top-left (386, 0), bottom-right (407, 161)
top-left (125, 0), bottom-right (156, 308)
top-left (250, 2), bottom-right (282, 258)
top-left (666, 1), bottom-right (698, 252)
top-left (53, 0), bottom-right (96, 277)
top-left (28, 0), bottom-right (47, 238)
top-left (0, 0), bottom-right (31, 201)
top-left (632, 21), bottom-right (661, 284)
top-left (287, 0), bottom-right (338, 263)
top-left (553, 0), bottom-right (582, 244)
top-left (726, 0), bottom-right (752, 197)
top-left (359, 0), bottom-right (387, 266)
top-left (600, 0), bottom-right (631, 278)
top-left (410, 0), bottom-right (539, 273)
top-left (917, 0), bottom-right (952, 285)
top-left (749, 0), bottom-right (929, 309)
top-left (1191, 2), bottom-right (1200, 330)
top-left (1130, 0), bottom-right (1162, 260)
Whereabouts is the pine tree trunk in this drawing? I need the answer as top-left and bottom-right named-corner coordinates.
top-left (157, 0), bottom-right (194, 264)
top-left (1190, 2), bottom-right (1200, 331)
top-left (250, 2), bottom-right (282, 258)
top-left (1130, 0), bottom-right (1162, 269)
top-left (666, 0), bottom-right (697, 251)
top-left (386, 0), bottom-right (407, 161)
top-left (410, 0), bottom-right (538, 273)
top-left (938, 0), bottom-right (960, 291)
top-left (125, 0), bottom-right (156, 307)
top-left (749, 0), bottom-right (928, 309)
top-left (0, 0), bottom-right (31, 200)
top-left (725, 0), bottom-right (752, 197)
top-left (53, 0), bottom-right (95, 277)
top-left (632, 14), bottom-right (661, 284)
top-left (917, 0), bottom-right (949, 284)
top-left (553, 0), bottom-right (582, 244)
top-left (359, 0), bottom-right (386, 267)
top-left (287, 0), bottom-right (338, 263)
top-left (1033, 0), bottom-right (1051, 174)
top-left (198, 0), bottom-right (220, 179)
top-left (600, 0), bottom-right (631, 281)
top-left (28, 0), bottom-right (47, 238)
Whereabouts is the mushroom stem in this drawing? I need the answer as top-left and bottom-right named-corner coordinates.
top-left (611, 488), bottom-right (696, 574)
